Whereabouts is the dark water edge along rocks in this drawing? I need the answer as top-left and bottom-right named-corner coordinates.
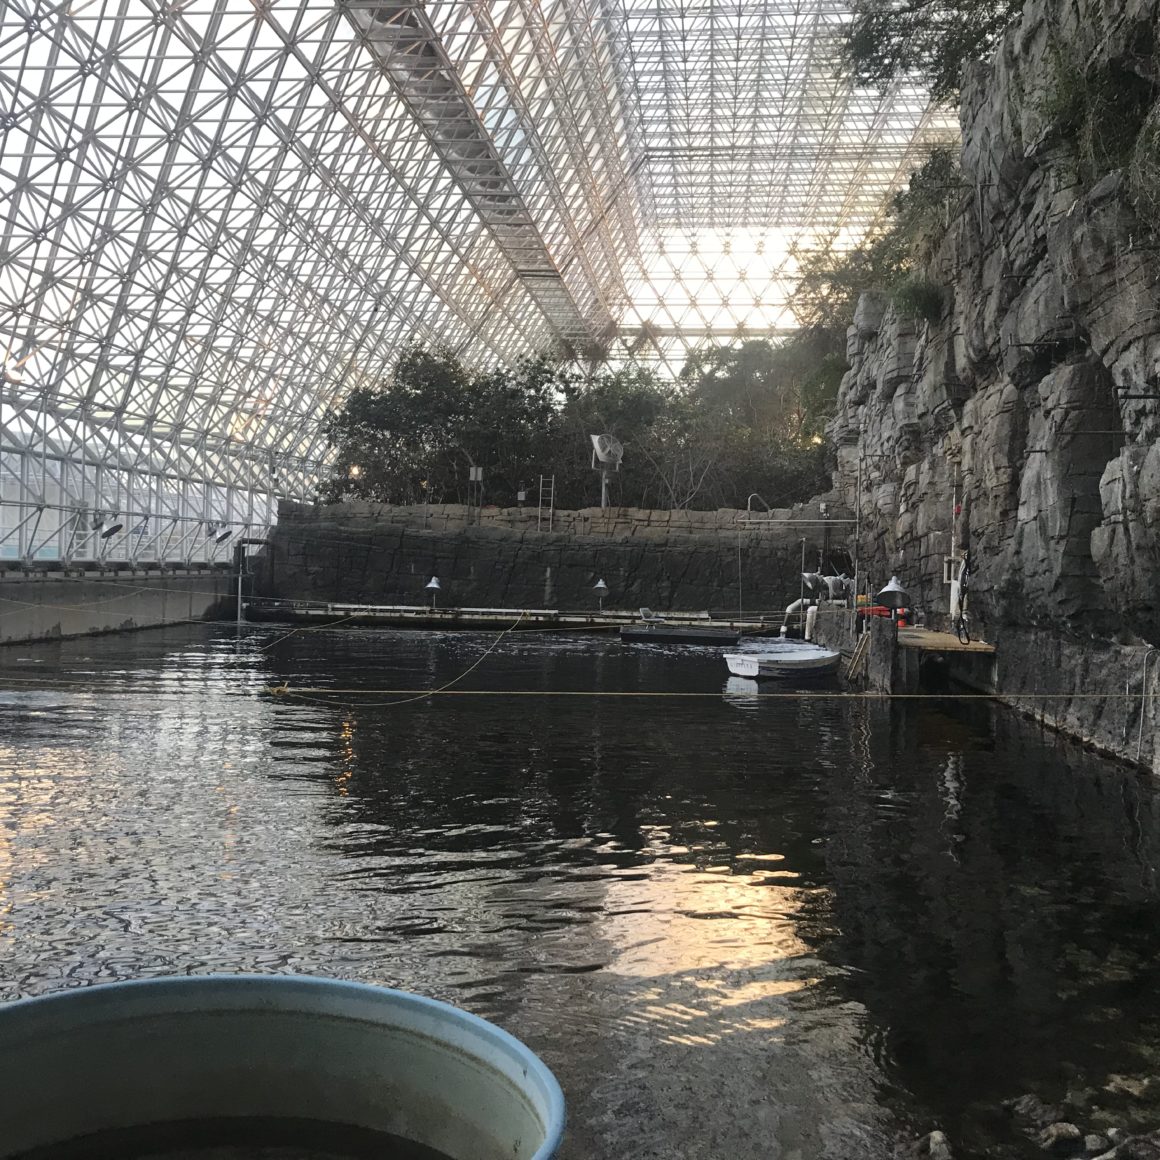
top-left (827, 0), bottom-right (1160, 771)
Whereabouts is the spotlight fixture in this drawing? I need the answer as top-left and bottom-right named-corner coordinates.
top-left (876, 576), bottom-right (910, 610)
top-left (593, 577), bottom-right (609, 611)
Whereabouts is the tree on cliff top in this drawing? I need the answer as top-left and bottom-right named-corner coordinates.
top-left (790, 146), bottom-right (967, 331)
top-left (843, 0), bottom-right (1024, 103)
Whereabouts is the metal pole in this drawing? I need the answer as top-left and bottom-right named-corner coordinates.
top-left (236, 547), bottom-right (244, 629)
top-left (799, 538), bottom-right (806, 635)
top-left (737, 526), bottom-right (743, 620)
top-left (853, 448), bottom-right (862, 605)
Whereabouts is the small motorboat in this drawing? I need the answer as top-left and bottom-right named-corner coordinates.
top-left (723, 640), bottom-right (841, 680)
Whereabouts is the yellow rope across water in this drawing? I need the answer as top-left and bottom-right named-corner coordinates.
top-left (264, 687), bottom-right (1155, 703)
top-left (266, 610), bottom-right (528, 706)
top-left (0, 671), bottom-right (1151, 707)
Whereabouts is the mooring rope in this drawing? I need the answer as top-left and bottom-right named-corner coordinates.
top-left (265, 610), bottom-right (528, 707)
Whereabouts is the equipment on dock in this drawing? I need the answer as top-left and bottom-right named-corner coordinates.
top-left (783, 573), bottom-right (851, 635)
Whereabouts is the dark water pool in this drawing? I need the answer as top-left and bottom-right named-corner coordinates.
top-left (2, 625), bottom-right (1160, 1158)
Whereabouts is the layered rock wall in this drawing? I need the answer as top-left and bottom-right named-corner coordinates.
top-left (831, 0), bottom-right (1160, 765)
top-left (259, 499), bottom-right (848, 613)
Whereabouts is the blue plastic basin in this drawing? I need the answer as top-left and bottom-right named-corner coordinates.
top-left (0, 975), bottom-right (565, 1159)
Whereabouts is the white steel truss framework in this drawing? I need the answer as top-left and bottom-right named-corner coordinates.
top-left (0, 0), bottom-right (955, 562)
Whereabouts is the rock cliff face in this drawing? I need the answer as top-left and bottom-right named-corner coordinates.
top-left (828, 0), bottom-right (1160, 765)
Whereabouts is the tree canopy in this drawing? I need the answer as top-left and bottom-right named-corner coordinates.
top-left (319, 335), bottom-right (842, 511)
top-left (843, 0), bottom-right (1024, 104)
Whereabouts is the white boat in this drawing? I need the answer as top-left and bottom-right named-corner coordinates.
top-left (723, 640), bottom-right (841, 680)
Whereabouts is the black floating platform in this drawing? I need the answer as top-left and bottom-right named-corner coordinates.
top-left (620, 623), bottom-right (741, 645)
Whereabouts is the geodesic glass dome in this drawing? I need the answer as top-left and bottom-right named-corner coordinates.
top-left (0, 0), bottom-right (955, 562)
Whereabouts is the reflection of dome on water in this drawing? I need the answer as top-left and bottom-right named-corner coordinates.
top-left (723, 675), bottom-right (762, 708)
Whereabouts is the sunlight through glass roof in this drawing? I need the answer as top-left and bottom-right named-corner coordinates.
top-left (1, 0), bottom-right (957, 501)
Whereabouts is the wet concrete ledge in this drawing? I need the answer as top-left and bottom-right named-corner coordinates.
top-left (0, 569), bottom-right (233, 645)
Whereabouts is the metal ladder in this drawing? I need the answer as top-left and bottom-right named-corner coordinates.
top-left (846, 630), bottom-right (871, 681)
top-left (537, 474), bottom-right (555, 532)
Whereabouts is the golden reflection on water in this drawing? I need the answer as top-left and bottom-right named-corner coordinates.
top-left (334, 714), bottom-right (356, 796)
top-left (598, 857), bottom-right (820, 1046)
top-left (604, 860), bottom-right (814, 975)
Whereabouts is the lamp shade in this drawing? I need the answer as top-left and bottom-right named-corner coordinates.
top-left (425, 576), bottom-right (441, 591)
top-left (593, 578), bottom-right (609, 594)
top-left (876, 575), bottom-right (909, 609)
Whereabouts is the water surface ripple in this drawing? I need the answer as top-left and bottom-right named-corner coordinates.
top-left (2, 626), bottom-right (1160, 1158)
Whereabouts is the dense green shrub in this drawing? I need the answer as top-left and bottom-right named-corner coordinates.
top-left (891, 278), bottom-right (946, 322)
top-left (1039, 49), bottom-right (1156, 186)
top-left (791, 148), bottom-right (961, 332)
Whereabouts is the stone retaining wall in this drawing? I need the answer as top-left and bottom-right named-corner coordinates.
top-left (257, 499), bottom-right (852, 613)
top-left (314, 498), bottom-right (837, 538)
